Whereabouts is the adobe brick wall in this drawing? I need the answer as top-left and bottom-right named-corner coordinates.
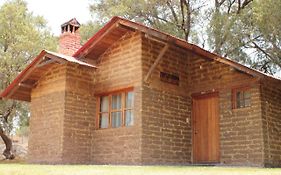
top-left (140, 34), bottom-right (264, 166)
top-left (141, 86), bottom-right (192, 164)
top-left (261, 80), bottom-right (281, 167)
top-left (187, 55), bottom-right (264, 166)
top-left (29, 32), bottom-right (143, 164)
top-left (28, 29), bottom-right (280, 167)
top-left (91, 32), bottom-right (143, 164)
top-left (62, 63), bottom-right (95, 164)
top-left (141, 37), bottom-right (192, 164)
top-left (29, 62), bottom-right (96, 164)
top-left (218, 86), bottom-right (263, 166)
top-left (29, 64), bottom-right (67, 163)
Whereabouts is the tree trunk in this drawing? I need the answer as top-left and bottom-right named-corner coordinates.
top-left (0, 127), bottom-right (15, 159)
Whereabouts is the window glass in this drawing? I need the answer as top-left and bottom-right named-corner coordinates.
top-left (236, 91), bottom-right (242, 101)
top-left (100, 96), bottom-right (109, 112)
top-left (125, 92), bottom-right (134, 108)
top-left (237, 99), bottom-right (245, 108)
top-left (98, 90), bottom-right (134, 129)
top-left (112, 94), bottom-right (122, 110)
top-left (111, 112), bottom-right (122, 128)
top-left (244, 91), bottom-right (251, 99)
top-left (233, 88), bottom-right (251, 109)
top-left (125, 110), bottom-right (134, 126)
top-left (244, 98), bottom-right (251, 107)
top-left (237, 99), bottom-right (241, 108)
top-left (100, 113), bottom-right (109, 128)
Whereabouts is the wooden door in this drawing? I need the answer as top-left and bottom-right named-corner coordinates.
top-left (192, 93), bottom-right (220, 163)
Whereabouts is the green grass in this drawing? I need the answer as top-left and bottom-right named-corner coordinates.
top-left (0, 164), bottom-right (280, 175)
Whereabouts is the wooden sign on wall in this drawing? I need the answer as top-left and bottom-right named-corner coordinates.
top-left (160, 72), bottom-right (179, 85)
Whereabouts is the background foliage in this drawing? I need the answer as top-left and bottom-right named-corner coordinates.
top-left (84, 0), bottom-right (281, 74)
top-left (0, 0), bottom-right (56, 138)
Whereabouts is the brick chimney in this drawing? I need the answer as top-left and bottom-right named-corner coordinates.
top-left (59, 18), bottom-right (81, 56)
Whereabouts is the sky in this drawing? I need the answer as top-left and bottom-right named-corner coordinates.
top-left (0, 0), bottom-right (93, 36)
top-left (27, 0), bottom-right (92, 36)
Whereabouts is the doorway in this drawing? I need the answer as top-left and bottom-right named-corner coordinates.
top-left (192, 93), bottom-right (220, 163)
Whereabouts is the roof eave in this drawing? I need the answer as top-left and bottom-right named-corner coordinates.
top-left (72, 16), bottom-right (281, 82)
top-left (0, 50), bottom-right (97, 101)
top-left (116, 18), bottom-right (266, 79)
top-left (0, 50), bottom-right (47, 100)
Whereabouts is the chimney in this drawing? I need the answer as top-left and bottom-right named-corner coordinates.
top-left (59, 18), bottom-right (81, 56)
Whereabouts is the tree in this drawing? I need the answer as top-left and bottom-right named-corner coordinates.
top-left (207, 1), bottom-right (254, 64)
top-left (0, 0), bottom-right (57, 159)
top-left (207, 0), bottom-right (280, 74)
top-left (88, 0), bottom-right (281, 74)
top-left (89, 0), bottom-right (207, 42)
top-left (79, 21), bottom-right (103, 44)
top-left (251, 0), bottom-right (281, 72)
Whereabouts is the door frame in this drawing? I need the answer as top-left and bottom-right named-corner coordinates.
top-left (191, 92), bottom-right (220, 164)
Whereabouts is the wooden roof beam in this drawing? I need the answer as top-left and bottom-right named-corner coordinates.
top-left (213, 57), bottom-right (263, 78)
top-left (118, 20), bottom-right (170, 42)
top-left (18, 83), bottom-right (34, 89)
top-left (5, 55), bottom-right (44, 99)
top-left (144, 34), bottom-right (167, 45)
top-left (118, 19), bottom-right (266, 79)
top-left (36, 58), bottom-right (58, 68)
top-left (144, 43), bottom-right (170, 83)
top-left (79, 23), bottom-right (120, 59)
top-left (44, 54), bottom-right (67, 64)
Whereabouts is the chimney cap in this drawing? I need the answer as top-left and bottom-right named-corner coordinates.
top-left (61, 18), bottom-right (80, 28)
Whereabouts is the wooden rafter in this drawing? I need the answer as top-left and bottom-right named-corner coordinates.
top-left (36, 53), bottom-right (68, 68)
top-left (79, 23), bottom-right (120, 59)
top-left (6, 57), bottom-right (44, 98)
top-left (6, 53), bottom-right (68, 99)
top-left (144, 34), bottom-right (167, 45)
top-left (44, 54), bottom-right (67, 64)
top-left (36, 58), bottom-right (57, 68)
top-left (118, 18), bottom-right (266, 80)
top-left (18, 83), bottom-right (33, 89)
top-left (118, 20), bottom-right (170, 41)
top-left (144, 43), bottom-right (170, 83)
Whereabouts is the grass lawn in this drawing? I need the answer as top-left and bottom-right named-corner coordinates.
top-left (0, 164), bottom-right (280, 175)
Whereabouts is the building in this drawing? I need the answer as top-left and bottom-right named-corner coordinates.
top-left (1, 17), bottom-right (281, 167)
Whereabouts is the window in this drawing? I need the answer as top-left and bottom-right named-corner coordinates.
top-left (97, 89), bottom-right (134, 129)
top-left (232, 87), bottom-right (251, 109)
